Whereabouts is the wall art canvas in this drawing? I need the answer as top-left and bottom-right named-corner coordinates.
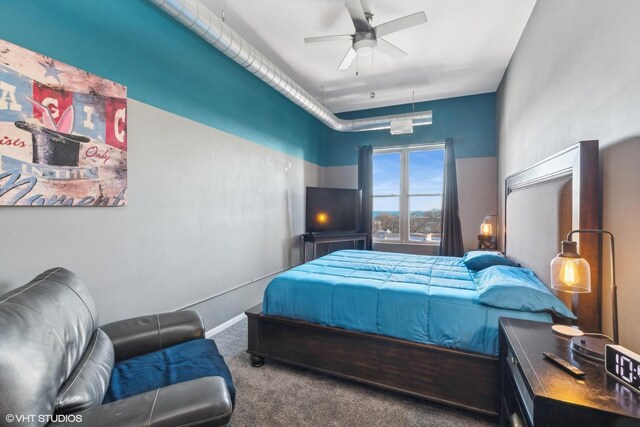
top-left (0, 39), bottom-right (127, 206)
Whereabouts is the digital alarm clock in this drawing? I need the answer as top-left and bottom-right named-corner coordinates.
top-left (605, 344), bottom-right (640, 394)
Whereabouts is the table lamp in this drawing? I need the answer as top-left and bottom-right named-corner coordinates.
top-left (550, 229), bottom-right (618, 361)
top-left (480, 214), bottom-right (497, 236)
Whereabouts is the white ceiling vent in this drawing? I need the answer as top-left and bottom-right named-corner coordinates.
top-left (390, 119), bottom-right (414, 135)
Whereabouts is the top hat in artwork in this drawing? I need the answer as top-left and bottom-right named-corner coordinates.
top-left (14, 120), bottom-right (90, 167)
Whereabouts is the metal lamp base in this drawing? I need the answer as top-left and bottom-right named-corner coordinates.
top-left (570, 334), bottom-right (613, 362)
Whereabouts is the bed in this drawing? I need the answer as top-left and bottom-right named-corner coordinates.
top-left (246, 140), bottom-right (600, 416)
top-left (262, 250), bottom-right (556, 355)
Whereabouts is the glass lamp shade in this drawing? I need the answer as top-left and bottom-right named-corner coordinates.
top-left (550, 255), bottom-right (591, 293)
top-left (480, 220), bottom-right (493, 236)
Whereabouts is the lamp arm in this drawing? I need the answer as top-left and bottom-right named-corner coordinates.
top-left (567, 229), bottom-right (618, 344)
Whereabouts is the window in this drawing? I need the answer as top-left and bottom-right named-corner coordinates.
top-left (372, 145), bottom-right (444, 244)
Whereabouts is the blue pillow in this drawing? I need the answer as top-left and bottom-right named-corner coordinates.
top-left (463, 251), bottom-right (519, 271)
top-left (473, 265), bottom-right (576, 319)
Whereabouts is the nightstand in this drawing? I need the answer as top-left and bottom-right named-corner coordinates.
top-left (499, 317), bottom-right (640, 426)
top-left (477, 234), bottom-right (497, 250)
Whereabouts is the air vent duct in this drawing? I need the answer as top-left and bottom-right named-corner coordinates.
top-left (149, 0), bottom-right (432, 132)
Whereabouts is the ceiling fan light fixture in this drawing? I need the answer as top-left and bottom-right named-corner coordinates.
top-left (353, 37), bottom-right (377, 56)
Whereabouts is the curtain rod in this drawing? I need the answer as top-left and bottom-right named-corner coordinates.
top-left (355, 139), bottom-right (463, 151)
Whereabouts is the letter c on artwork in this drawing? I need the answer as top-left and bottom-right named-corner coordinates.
top-left (115, 108), bottom-right (126, 143)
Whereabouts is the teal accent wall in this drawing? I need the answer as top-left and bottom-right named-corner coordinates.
top-left (322, 93), bottom-right (497, 167)
top-left (1, 2), bottom-right (496, 167)
top-left (0, 0), bottom-right (324, 164)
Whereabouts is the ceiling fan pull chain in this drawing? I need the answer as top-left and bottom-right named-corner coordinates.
top-left (370, 50), bottom-right (375, 98)
top-left (356, 55), bottom-right (359, 76)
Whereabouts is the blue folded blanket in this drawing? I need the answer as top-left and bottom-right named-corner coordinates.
top-left (104, 338), bottom-right (235, 406)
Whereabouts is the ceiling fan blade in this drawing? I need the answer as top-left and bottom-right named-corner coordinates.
top-left (338, 47), bottom-right (357, 70)
top-left (376, 38), bottom-right (407, 58)
top-left (374, 11), bottom-right (427, 37)
top-left (304, 34), bottom-right (352, 44)
top-left (359, 0), bottom-right (371, 12)
top-left (344, 0), bottom-right (370, 33)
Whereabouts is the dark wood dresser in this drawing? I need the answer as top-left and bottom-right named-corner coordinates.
top-left (499, 317), bottom-right (640, 426)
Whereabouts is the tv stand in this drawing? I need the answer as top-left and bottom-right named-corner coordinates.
top-left (301, 232), bottom-right (368, 262)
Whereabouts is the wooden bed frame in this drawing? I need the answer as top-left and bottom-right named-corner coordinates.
top-left (246, 141), bottom-right (600, 416)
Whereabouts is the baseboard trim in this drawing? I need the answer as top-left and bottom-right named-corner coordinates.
top-left (206, 312), bottom-right (247, 338)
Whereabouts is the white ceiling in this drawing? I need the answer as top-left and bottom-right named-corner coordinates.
top-left (200, 0), bottom-right (536, 113)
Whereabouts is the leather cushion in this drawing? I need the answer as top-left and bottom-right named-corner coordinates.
top-left (103, 338), bottom-right (235, 406)
top-left (74, 377), bottom-right (232, 427)
top-left (0, 268), bottom-right (98, 421)
top-left (56, 329), bottom-right (115, 414)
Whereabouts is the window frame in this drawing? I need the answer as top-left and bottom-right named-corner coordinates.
top-left (372, 144), bottom-right (444, 245)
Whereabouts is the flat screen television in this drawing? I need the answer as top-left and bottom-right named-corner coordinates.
top-left (306, 187), bottom-right (361, 233)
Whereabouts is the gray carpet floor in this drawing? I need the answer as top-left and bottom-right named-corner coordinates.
top-left (213, 318), bottom-right (497, 427)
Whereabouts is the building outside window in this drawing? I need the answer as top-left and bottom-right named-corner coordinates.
top-left (372, 145), bottom-right (444, 244)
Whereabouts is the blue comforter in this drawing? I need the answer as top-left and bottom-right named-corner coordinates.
top-left (263, 250), bottom-right (551, 355)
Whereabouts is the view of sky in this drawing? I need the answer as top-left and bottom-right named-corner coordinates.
top-left (372, 152), bottom-right (401, 195)
top-left (372, 149), bottom-right (444, 212)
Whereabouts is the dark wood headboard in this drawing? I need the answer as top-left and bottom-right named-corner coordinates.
top-left (504, 140), bottom-right (601, 332)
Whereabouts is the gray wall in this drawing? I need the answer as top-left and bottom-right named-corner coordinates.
top-left (497, 0), bottom-right (640, 352)
top-left (323, 156), bottom-right (498, 253)
top-left (0, 99), bottom-right (321, 329)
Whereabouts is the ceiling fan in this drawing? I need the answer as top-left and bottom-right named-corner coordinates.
top-left (304, 0), bottom-right (428, 70)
